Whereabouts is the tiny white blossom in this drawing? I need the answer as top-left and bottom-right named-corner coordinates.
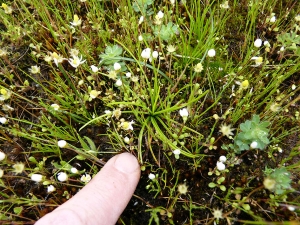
top-left (80, 174), bottom-right (92, 183)
top-left (104, 110), bottom-right (112, 115)
top-left (47, 185), bottom-right (56, 193)
top-left (207, 49), bottom-right (216, 57)
top-left (70, 167), bottom-right (78, 174)
top-left (90, 90), bottom-right (100, 99)
top-left (216, 161), bottom-right (226, 171)
top-left (115, 79), bottom-right (122, 87)
top-left (57, 172), bottom-right (68, 182)
top-left (29, 65), bottom-right (40, 74)
top-left (70, 14), bottom-right (82, 26)
top-left (69, 55), bottom-right (86, 68)
top-left (157, 11), bottom-right (164, 19)
top-left (124, 136), bottom-right (130, 144)
top-left (69, 48), bottom-right (79, 57)
top-left (57, 140), bottom-right (67, 148)
top-left (1, 3), bottom-right (12, 14)
top-left (0, 117), bottom-right (7, 124)
top-left (138, 35), bottom-right (143, 41)
top-left (179, 108), bottom-right (188, 123)
top-left (250, 141), bottom-right (258, 149)
top-left (120, 120), bottom-right (134, 130)
top-left (91, 65), bottom-right (99, 73)
top-left (0, 169), bottom-right (4, 178)
top-left (152, 51), bottom-right (159, 59)
top-left (141, 48), bottom-right (151, 59)
top-left (138, 16), bottom-right (144, 25)
top-left (194, 63), bottom-right (203, 72)
top-left (0, 152), bottom-right (6, 161)
top-left (148, 173), bottom-right (155, 180)
top-left (51, 52), bottom-right (65, 66)
top-left (31, 174), bottom-right (43, 182)
top-left (125, 72), bottom-right (131, 78)
top-left (219, 156), bottom-right (227, 163)
top-left (51, 104), bottom-right (60, 110)
top-left (114, 62), bottom-right (121, 71)
top-left (254, 39), bottom-right (262, 48)
top-left (270, 16), bottom-right (276, 23)
top-left (288, 206), bottom-right (295, 211)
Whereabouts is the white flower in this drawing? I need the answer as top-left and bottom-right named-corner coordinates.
top-left (120, 120), bottom-right (134, 130)
top-left (51, 104), bottom-right (60, 110)
top-left (220, 1), bottom-right (229, 9)
top-left (51, 52), bottom-right (65, 66)
top-left (70, 14), bottom-right (82, 26)
top-left (141, 48), bottom-right (151, 59)
top-left (57, 172), bottom-right (68, 182)
top-left (138, 16), bottom-right (144, 24)
top-left (104, 110), bottom-right (112, 115)
top-left (125, 72), bottom-right (131, 78)
top-left (91, 65), bottom-right (99, 73)
top-left (115, 79), bottom-right (122, 87)
top-left (170, 0), bottom-right (175, 5)
top-left (207, 49), bottom-right (216, 57)
top-left (212, 208), bottom-right (223, 219)
top-left (179, 108), bottom-right (188, 123)
top-left (80, 174), bottom-right (92, 183)
top-left (47, 185), bottom-right (56, 193)
top-left (157, 11), bottom-right (164, 19)
top-left (251, 56), bottom-right (263, 66)
top-left (124, 136), bottom-right (130, 144)
top-left (152, 51), bottom-right (159, 59)
top-left (57, 140), bottom-right (67, 148)
top-left (69, 55), bottom-right (86, 68)
top-left (219, 124), bottom-right (234, 138)
top-left (0, 117), bottom-right (7, 124)
top-left (166, 45), bottom-right (176, 53)
top-left (173, 149), bottom-right (181, 159)
top-left (89, 90), bottom-right (100, 99)
top-left (69, 48), bottom-right (79, 57)
top-left (31, 174), bottom-right (43, 182)
top-left (254, 38), bottom-right (262, 48)
top-left (288, 206), bottom-right (295, 211)
top-left (70, 167), bottom-right (78, 174)
top-left (0, 152), bottom-right (6, 161)
top-left (148, 173), bottom-right (155, 180)
top-left (216, 161), bottom-right (226, 171)
top-left (270, 16), bottom-right (276, 23)
top-left (0, 169), bottom-right (3, 178)
top-left (29, 65), bottom-right (40, 74)
top-left (138, 35), bottom-right (143, 41)
top-left (250, 141), bottom-right (258, 149)
top-left (194, 63), bottom-right (203, 72)
top-left (264, 41), bottom-right (270, 47)
top-left (219, 156), bottom-right (227, 163)
top-left (114, 62), bottom-right (121, 71)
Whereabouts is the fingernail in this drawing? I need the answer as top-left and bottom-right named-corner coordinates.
top-left (114, 153), bottom-right (139, 174)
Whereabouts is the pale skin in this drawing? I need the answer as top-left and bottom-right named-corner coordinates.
top-left (36, 153), bottom-right (140, 225)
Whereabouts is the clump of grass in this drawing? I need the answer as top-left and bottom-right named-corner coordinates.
top-left (0, 0), bottom-right (300, 224)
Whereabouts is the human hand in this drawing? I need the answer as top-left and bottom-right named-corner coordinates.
top-left (35, 153), bottom-right (140, 225)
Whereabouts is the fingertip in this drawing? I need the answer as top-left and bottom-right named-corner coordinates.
top-left (113, 152), bottom-right (140, 174)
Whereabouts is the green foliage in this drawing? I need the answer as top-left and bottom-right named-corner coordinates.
top-left (132, 0), bottom-right (154, 15)
top-left (264, 167), bottom-right (292, 195)
top-left (99, 45), bottom-right (123, 65)
top-left (234, 115), bottom-right (270, 152)
top-left (153, 22), bottom-right (179, 42)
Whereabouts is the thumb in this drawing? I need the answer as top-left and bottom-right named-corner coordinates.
top-left (36, 153), bottom-right (140, 225)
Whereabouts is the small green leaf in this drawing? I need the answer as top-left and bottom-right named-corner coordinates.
top-left (208, 182), bottom-right (217, 188)
top-left (242, 204), bottom-right (251, 211)
top-left (219, 185), bottom-right (226, 191)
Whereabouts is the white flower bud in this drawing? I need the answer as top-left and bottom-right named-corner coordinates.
top-left (216, 161), bottom-right (226, 171)
top-left (115, 79), bottom-right (122, 87)
top-left (250, 141), bottom-right (258, 149)
top-left (141, 48), bottom-right (151, 59)
top-left (57, 140), bottom-right (67, 148)
top-left (70, 167), bottom-right (78, 174)
top-left (157, 11), bottom-right (164, 19)
top-left (57, 172), bottom-right (68, 182)
top-left (0, 152), bottom-right (6, 161)
top-left (124, 136), bottom-right (130, 144)
top-left (173, 149), bottom-right (181, 155)
top-left (47, 185), bottom-right (56, 193)
top-left (114, 62), bottom-right (121, 71)
top-left (207, 49), bottom-right (216, 57)
top-left (254, 39), bottom-right (262, 48)
top-left (91, 65), bottom-right (99, 73)
top-left (219, 156), bottom-right (227, 163)
top-left (148, 173), bottom-right (155, 180)
top-left (0, 117), bottom-right (7, 124)
top-left (270, 16), bottom-right (276, 23)
top-left (152, 51), bottom-right (159, 59)
top-left (31, 174), bottom-right (43, 182)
